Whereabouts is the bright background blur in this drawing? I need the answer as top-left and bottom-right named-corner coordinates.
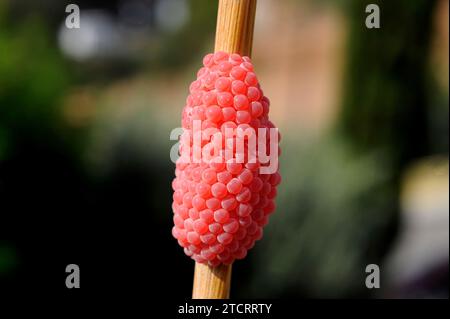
top-left (0, 0), bottom-right (448, 298)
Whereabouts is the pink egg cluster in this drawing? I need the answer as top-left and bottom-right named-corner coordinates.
top-left (171, 51), bottom-right (281, 266)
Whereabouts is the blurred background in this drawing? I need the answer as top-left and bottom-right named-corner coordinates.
top-left (0, 0), bottom-right (448, 298)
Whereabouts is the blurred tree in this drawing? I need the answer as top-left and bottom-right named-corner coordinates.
top-left (151, 0), bottom-right (217, 70)
top-left (0, 2), bottom-right (88, 232)
top-left (340, 0), bottom-right (443, 172)
top-left (0, 242), bottom-right (17, 276)
top-left (242, 0), bottom-right (443, 298)
top-left (0, 1), bottom-right (75, 159)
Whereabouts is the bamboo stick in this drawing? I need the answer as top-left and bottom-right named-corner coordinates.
top-left (192, 262), bottom-right (232, 299)
top-left (192, 0), bottom-right (257, 299)
top-left (214, 0), bottom-right (257, 56)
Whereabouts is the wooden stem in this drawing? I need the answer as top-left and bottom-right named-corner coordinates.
top-left (192, 263), bottom-right (232, 299)
top-left (192, 0), bottom-right (257, 299)
top-left (215, 0), bottom-right (257, 56)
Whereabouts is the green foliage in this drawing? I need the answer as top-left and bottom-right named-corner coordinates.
top-left (241, 0), bottom-right (442, 298)
top-left (339, 0), bottom-right (439, 169)
top-left (0, 243), bottom-right (17, 276)
top-left (244, 137), bottom-right (396, 297)
top-left (149, 0), bottom-right (217, 70)
top-left (0, 6), bottom-right (71, 160)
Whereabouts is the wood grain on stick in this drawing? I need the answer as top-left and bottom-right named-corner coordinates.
top-left (214, 0), bottom-right (257, 56)
top-left (192, 262), bottom-right (232, 299)
top-left (192, 0), bottom-right (257, 299)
